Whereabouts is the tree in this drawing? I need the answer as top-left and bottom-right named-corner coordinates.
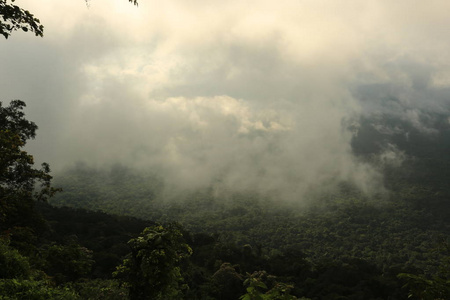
top-left (0, 100), bottom-right (58, 231)
top-left (210, 263), bottom-right (244, 300)
top-left (1, 0), bottom-right (138, 39)
top-left (0, 237), bottom-right (32, 279)
top-left (114, 223), bottom-right (192, 300)
top-left (41, 243), bottom-right (94, 283)
top-left (0, 0), bottom-right (43, 39)
top-left (397, 242), bottom-right (450, 300)
top-left (240, 271), bottom-right (300, 300)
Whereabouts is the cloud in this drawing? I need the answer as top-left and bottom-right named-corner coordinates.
top-left (54, 93), bottom-right (376, 200)
top-left (2, 0), bottom-right (450, 201)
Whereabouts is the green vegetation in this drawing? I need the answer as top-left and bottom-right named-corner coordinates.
top-left (1, 99), bottom-right (450, 299)
top-left (0, 0), bottom-right (43, 39)
top-left (51, 164), bottom-right (450, 274)
top-left (114, 224), bottom-right (192, 300)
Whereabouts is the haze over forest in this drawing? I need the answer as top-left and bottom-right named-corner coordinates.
top-left (3, 1), bottom-right (450, 299)
top-left (2, 0), bottom-right (450, 201)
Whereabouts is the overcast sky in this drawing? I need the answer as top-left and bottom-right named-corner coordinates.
top-left (2, 0), bottom-right (450, 200)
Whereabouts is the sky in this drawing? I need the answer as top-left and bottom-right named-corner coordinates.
top-left (1, 0), bottom-right (450, 200)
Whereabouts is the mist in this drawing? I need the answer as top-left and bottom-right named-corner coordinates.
top-left (2, 0), bottom-right (450, 201)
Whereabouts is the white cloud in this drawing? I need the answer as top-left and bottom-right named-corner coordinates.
top-left (2, 0), bottom-right (450, 200)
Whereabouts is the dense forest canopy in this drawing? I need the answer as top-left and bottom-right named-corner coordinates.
top-left (2, 1), bottom-right (450, 299)
top-left (1, 100), bottom-right (449, 298)
top-left (47, 107), bottom-right (450, 299)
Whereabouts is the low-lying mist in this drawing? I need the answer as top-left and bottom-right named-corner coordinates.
top-left (53, 94), bottom-right (385, 203)
top-left (2, 0), bottom-right (450, 204)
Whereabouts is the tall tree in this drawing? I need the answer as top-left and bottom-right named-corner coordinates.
top-left (0, 100), bottom-right (58, 231)
top-left (114, 224), bottom-right (192, 300)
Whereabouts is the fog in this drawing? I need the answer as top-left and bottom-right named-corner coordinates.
top-left (1, 0), bottom-right (450, 200)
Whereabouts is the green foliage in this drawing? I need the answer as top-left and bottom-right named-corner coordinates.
top-left (0, 238), bottom-right (31, 279)
top-left (114, 223), bottom-right (192, 300)
top-left (51, 163), bottom-right (162, 218)
top-left (72, 279), bottom-right (127, 300)
top-left (397, 273), bottom-right (449, 300)
top-left (0, 100), bottom-right (58, 201)
top-left (397, 242), bottom-right (450, 300)
top-left (40, 243), bottom-right (94, 283)
top-left (1, 0), bottom-right (140, 39)
top-left (1, 100), bottom-right (59, 232)
top-left (0, 0), bottom-right (43, 39)
top-left (51, 162), bottom-right (450, 299)
top-left (240, 271), bottom-right (299, 300)
top-left (0, 101), bottom-right (85, 300)
top-left (52, 168), bottom-right (450, 274)
top-left (210, 263), bottom-right (244, 300)
top-left (36, 202), bottom-right (155, 279)
top-left (0, 279), bottom-right (79, 300)
top-left (3, 104), bottom-right (445, 299)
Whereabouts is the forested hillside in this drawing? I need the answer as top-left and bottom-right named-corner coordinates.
top-left (47, 110), bottom-right (450, 299)
top-left (3, 1), bottom-right (450, 299)
top-left (2, 98), bottom-right (450, 299)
